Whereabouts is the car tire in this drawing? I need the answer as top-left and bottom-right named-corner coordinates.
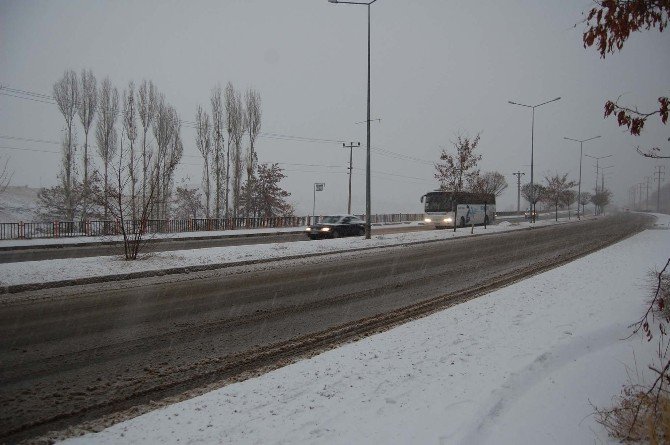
top-left (331, 230), bottom-right (339, 239)
top-left (358, 227), bottom-right (365, 236)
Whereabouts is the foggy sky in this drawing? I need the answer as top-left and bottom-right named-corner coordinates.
top-left (1, 0), bottom-right (668, 215)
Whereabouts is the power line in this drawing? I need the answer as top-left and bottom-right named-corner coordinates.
top-left (0, 145), bottom-right (60, 154)
top-left (0, 91), bottom-right (57, 105)
top-left (1, 139), bottom-right (433, 184)
top-left (1, 86), bottom-right (54, 100)
top-left (0, 135), bottom-right (60, 145)
top-left (1, 84), bottom-right (435, 167)
top-left (0, 133), bottom-right (200, 159)
top-left (277, 162), bottom-right (344, 168)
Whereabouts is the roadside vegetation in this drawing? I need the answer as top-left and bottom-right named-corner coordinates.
top-left (579, 0), bottom-right (670, 440)
top-left (33, 70), bottom-right (292, 259)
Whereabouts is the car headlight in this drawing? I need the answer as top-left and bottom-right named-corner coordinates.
top-left (321, 227), bottom-right (331, 232)
top-left (443, 218), bottom-right (452, 222)
top-left (306, 227), bottom-right (311, 231)
top-left (424, 218), bottom-right (432, 223)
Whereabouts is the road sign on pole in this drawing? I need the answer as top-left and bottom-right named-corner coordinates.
top-left (313, 183), bottom-right (325, 223)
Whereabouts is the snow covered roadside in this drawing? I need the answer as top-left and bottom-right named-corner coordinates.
top-left (61, 214), bottom-right (670, 445)
top-left (4, 216), bottom-right (581, 288)
top-left (0, 221), bottom-right (425, 249)
top-left (0, 226), bottom-right (307, 248)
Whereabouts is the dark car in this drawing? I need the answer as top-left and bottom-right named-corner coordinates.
top-left (305, 215), bottom-right (366, 239)
top-left (524, 208), bottom-right (538, 219)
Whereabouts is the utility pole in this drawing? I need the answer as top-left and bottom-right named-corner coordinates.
top-left (638, 182), bottom-right (644, 210)
top-left (600, 166), bottom-right (613, 191)
top-left (645, 176), bottom-right (651, 210)
top-left (343, 142), bottom-right (361, 214)
top-left (512, 171), bottom-right (525, 213)
top-left (585, 154), bottom-right (612, 215)
top-left (654, 165), bottom-right (666, 212)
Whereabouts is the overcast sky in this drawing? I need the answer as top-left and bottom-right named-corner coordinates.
top-left (1, 0), bottom-right (668, 215)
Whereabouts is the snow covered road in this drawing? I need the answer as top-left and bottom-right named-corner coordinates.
top-left (59, 213), bottom-right (669, 445)
top-left (1, 215), bottom-right (601, 291)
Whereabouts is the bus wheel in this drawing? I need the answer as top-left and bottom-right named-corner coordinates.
top-left (460, 217), bottom-right (466, 228)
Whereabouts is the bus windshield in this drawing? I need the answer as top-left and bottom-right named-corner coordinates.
top-left (424, 191), bottom-right (495, 212)
top-left (424, 192), bottom-right (453, 212)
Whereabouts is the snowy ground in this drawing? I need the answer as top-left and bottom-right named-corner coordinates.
top-left (4, 216), bottom-right (586, 288)
top-left (0, 186), bottom-right (40, 222)
top-left (60, 214), bottom-right (670, 445)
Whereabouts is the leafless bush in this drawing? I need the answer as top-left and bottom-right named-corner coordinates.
top-left (596, 259), bottom-right (670, 442)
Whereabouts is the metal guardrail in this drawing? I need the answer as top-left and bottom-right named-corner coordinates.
top-left (0, 213), bottom-right (425, 240)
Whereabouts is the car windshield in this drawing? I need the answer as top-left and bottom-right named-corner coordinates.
top-left (321, 216), bottom-right (342, 224)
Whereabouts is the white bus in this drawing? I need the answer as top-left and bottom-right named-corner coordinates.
top-left (420, 190), bottom-right (496, 229)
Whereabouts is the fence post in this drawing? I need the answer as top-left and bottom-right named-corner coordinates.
top-left (53, 221), bottom-right (59, 238)
top-left (18, 221), bottom-right (24, 239)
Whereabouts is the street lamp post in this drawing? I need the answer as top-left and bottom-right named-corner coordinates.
top-left (509, 97), bottom-right (561, 223)
top-left (563, 135), bottom-right (600, 220)
top-left (328, 0), bottom-right (377, 239)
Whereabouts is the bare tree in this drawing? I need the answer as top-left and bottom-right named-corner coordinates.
top-left (521, 183), bottom-right (546, 214)
top-left (138, 80), bottom-right (157, 210)
top-left (435, 133), bottom-right (482, 191)
top-left (468, 171), bottom-right (508, 197)
top-left (591, 187), bottom-right (612, 215)
top-left (578, 191), bottom-right (592, 216)
top-left (53, 69), bottom-right (80, 220)
top-left (95, 77), bottom-right (119, 220)
top-left (195, 105), bottom-right (212, 218)
top-left (123, 81), bottom-right (138, 220)
top-left (244, 88), bottom-right (262, 216)
top-left (107, 122), bottom-right (158, 260)
top-left (434, 132), bottom-right (482, 231)
top-left (162, 110), bottom-right (183, 218)
top-left (224, 82), bottom-right (236, 218)
top-left (211, 85), bottom-right (225, 219)
top-left (229, 88), bottom-right (247, 218)
top-left (152, 93), bottom-right (170, 219)
top-left (249, 163), bottom-right (292, 218)
top-left (0, 155), bottom-right (13, 195)
top-left (563, 189), bottom-right (577, 219)
top-left (151, 95), bottom-right (182, 219)
top-left (78, 69), bottom-right (97, 220)
top-left (542, 173), bottom-right (577, 221)
top-left (173, 184), bottom-right (204, 220)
